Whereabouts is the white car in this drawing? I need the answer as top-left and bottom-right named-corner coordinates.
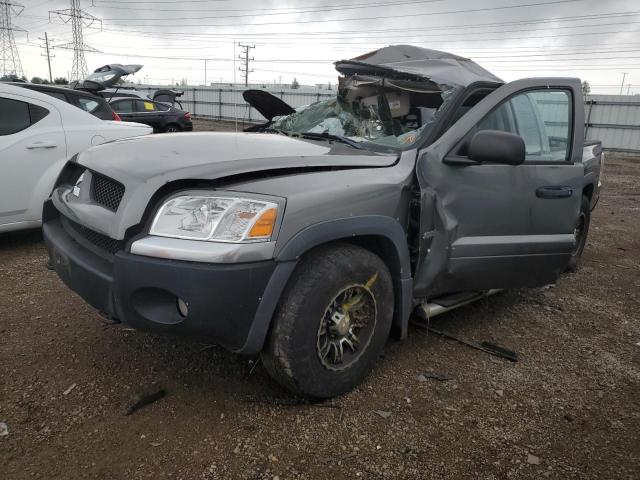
top-left (0, 83), bottom-right (152, 233)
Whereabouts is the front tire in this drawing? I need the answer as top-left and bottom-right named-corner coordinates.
top-left (566, 195), bottom-right (591, 272)
top-left (261, 244), bottom-right (394, 399)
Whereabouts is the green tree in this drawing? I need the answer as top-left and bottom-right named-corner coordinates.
top-left (31, 77), bottom-right (44, 84)
top-left (53, 77), bottom-right (68, 85)
top-left (291, 77), bottom-right (300, 89)
top-left (582, 80), bottom-right (591, 96)
top-left (0, 74), bottom-right (24, 82)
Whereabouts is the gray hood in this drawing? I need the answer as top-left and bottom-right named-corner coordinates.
top-left (335, 45), bottom-right (503, 87)
top-left (63, 132), bottom-right (397, 239)
top-left (79, 132), bottom-right (395, 181)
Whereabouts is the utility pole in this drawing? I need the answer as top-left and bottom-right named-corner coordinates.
top-left (204, 58), bottom-right (207, 86)
top-left (49, 0), bottom-right (102, 81)
top-left (627, 84), bottom-right (632, 96)
top-left (0, 0), bottom-right (25, 78)
top-left (619, 72), bottom-right (628, 96)
top-left (238, 43), bottom-right (254, 87)
top-left (39, 32), bottom-right (54, 83)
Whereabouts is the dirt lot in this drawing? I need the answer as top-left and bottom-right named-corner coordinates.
top-left (1, 128), bottom-right (639, 478)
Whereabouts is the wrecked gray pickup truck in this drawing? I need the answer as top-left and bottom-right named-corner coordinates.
top-left (43, 46), bottom-right (602, 398)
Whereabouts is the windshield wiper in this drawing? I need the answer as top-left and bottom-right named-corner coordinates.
top-left (259, 127), bottom-right (289, 136)
top-left (298, 131), bottom-right (364, 150)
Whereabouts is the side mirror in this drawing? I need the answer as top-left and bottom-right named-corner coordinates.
top-left (468, 130), bottom-right (525, 165)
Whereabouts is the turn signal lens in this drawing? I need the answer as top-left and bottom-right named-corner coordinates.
top-left (248, 208), bottom-right (277, 238)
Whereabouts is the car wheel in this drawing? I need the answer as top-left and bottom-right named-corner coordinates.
top-left (261, 243), bottom-right (394, 399)
top-left (164, 124), bottom-right (181, 133)
top-left (566, 195), bottom-right (591, 272)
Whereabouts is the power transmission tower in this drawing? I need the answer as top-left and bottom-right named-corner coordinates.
top-left (39, 32), bottom-right (54, 83)
top-left (0, 0), bottom-right (25, 78)
top-left (49, 0), bottom-right (101, 81)
top-left (238, 43), bottom-right (254, 87)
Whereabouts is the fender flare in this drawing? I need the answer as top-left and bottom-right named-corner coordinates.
top-left (234, 215), bottom-right (414, 355)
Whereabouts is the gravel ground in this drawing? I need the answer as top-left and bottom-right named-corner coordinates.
top-left (1, 125), bottom-right (639, 479)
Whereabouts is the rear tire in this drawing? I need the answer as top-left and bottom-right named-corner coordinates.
top-left (164, 124), bottom-right (181, 133)
top-left (566, 195), bottom-right (591, 272)
top-left (261, 243), bottom-right (394, 399)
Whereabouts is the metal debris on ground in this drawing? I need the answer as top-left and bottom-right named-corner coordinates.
top-left (425, 327), bottom-right (518, 362)
top-left (241, 396), bottom-right (341, 409)
top-left (0, 422), bottom-right (8, 436)
top-left (480, 342), bottom-right (518, 362)
top-left (373, 410), bottom-right (392, 419)
top-left (418, 372), bottom-right (451, 382)
top-left (123, 383), bottom-right (166, 416)
top-left (63, 383), bottom-right (77, 395)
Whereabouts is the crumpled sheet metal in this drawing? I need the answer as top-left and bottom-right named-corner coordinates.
top-left (335, 45), bottom-right (503, 87)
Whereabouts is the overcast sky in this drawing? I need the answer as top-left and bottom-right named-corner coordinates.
top-left (11, 0), bottom-right (640, 93)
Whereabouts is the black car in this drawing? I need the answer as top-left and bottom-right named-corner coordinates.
top-left (109, 97), bottom-right (193, 133)
top-left (7, 82), bottom-right (120, 121)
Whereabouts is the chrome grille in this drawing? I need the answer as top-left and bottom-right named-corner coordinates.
top-left (91, 173), bottom-right (125, 212)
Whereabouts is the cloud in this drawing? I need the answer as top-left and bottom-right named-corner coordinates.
top-left (14, 0), bottom-right (639, 93)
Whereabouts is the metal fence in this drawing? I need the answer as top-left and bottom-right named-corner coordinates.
top-left (585, 95), bottom-right (640, 154)
top-left (139, 86), bottom-right (640, 154)
top-left (138, 85), bottom-right (334, 123)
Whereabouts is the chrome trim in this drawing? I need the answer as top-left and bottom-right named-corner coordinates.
top-left (130, 236), bottom-right (276, 263)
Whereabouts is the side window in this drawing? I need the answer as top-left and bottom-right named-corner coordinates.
top-left (476, 89), bottom-right (572, 162)
top-left (77, 97), bottom-right (101, 114)
top-left (112, 100), bottom-right (134, 113)
top-left (0, 98), bottom-right (49, 136)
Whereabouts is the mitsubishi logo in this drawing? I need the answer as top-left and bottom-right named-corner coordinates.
top-left (72, 171), bottom-right (86, 197)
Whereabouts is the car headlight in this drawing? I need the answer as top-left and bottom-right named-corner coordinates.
top-left (150, 195), bottom-right (279, 243)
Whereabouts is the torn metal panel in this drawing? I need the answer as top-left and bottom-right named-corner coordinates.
top-left (335, 45), bottom-right (503, 87)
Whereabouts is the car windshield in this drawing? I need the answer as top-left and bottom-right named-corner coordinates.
top-left (271, 77), bottom-right (459, 150)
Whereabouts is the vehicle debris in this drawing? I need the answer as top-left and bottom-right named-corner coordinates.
top-left (481, 342), bottom-right (519, 363)
top-left (63, 383), bottom-right (77, 395)
top-left (417, 373), bottom-right (451, 382)
top-left (241, 396), bottom-right (340, 409)
top-left (373, 410), bottom-right (392, 419)
top-left (123, 383), bottom-right (166, 416)
top-left (424, 327), bottom-right (518, 363)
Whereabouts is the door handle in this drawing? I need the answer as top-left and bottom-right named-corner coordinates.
top-left (26, 141), bottom-right (57, 149)
top-left (536, 186), bottom-right (573, 199)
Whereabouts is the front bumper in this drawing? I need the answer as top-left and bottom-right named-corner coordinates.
top-left (43, 214), bottom-right (277, 353)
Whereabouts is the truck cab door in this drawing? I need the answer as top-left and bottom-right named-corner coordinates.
top-left (414, 78), bottom-right (584, 297)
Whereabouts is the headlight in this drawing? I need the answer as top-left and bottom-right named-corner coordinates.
top-left (150, 195), bottom-right (279, 243)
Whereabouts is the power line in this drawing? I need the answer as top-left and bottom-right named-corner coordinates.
top-left (0, 0), bottom-right (25, 78)
top-left (94, 21), bottom-right (640, 46)
top-left (99, 0), bottom-right (586, 28)
top-left (93, 0), bottom-right (445, 17)
top-left (88, 10), bottom-right (640, 42)
top-left (49, 0), bottom-right (102, 81)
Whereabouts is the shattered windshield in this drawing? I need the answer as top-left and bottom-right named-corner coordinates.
top-left (271, 76), bottom-right (459, 150)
